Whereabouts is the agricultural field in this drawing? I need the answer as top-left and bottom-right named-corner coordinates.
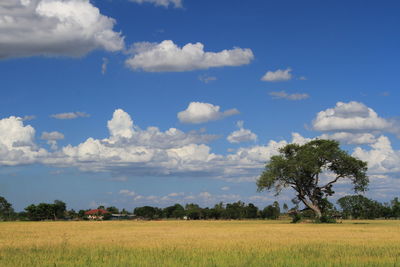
top-left (0, 220), bottom-right (399, 266)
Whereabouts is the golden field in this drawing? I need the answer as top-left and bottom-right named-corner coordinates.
top-left (0, 220), bottom-right (399, 266)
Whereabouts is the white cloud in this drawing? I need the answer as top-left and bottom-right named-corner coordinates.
top-left (119, 189), bottom-right (136, 196)
top-left (319, 132), bottom-right (376, 145)
top-left (248, 195), bottom-right (273, 202)
top-left (125, 40), bottom-right (254, 72)
top-left (198, 74), bottom-right (217, 84)
top-left (221, 186), bottom-right (230, 191)
top-left (50, 112), bottom-right (90, 120)
top-left (101, 57), bottom-right (108, 74)
top-left (353, 136), bottom-right (400, 174)
top-left (22, 115), bottom-right (36, 121)
top-left (0, 0), bottom-right (124, 59)
top-left (7, 107), bottom-right (400, 188)
top-left (107, 109), bottom-right (134, 139)
top-left (227, 133), bottom-right (309, 168)
top-left (46, 110), bottom-right (300, 179)
top-left (41, 131), bottom-right (64, 150)
top-left (41, 131), bottom-right (64, 141)
top-left (0, 116), bottom-right (48, 165)
top-left (178, 102), bottom-right (239, 124)
top-left (269, 91), bottom-right (309, 101)
top-left (261, 68), bottom-right (292, 82)
top-left (168, 192), bottom-right (184, 197)
top-left (312, 101), bottom-right (395, 133)
top-left (129, 0), bottom-right (182, 8)
top-left (106, 109), bottom-right (218, 149)
top-left (199, 191), bottom-right (212, 199)
top-left (227, 121), bottom-right (257, 143)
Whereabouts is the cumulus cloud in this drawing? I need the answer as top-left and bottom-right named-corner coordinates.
top-left (319, 132), bottom-right (376, 145)
top-left (269, 91), bottom-right (309, 101)
top-left (227, 121), bottom-right (257, 143)
top-left (41, 131), bottom-right (64, 150)
top-left (129, 0), bottom-right (182, 8)
top-left (261, 68), bottom-right (292, 82)
top-left (106, 109), bottom-right (218, 148)
top-left (125, 40), bottom-right (254, 72)
top-left (41, 111), bottom-right (311, 179)
top-left (50, 112), bottom-right (90, 120)
top-left (0, 0), bottom-right (125, 59)
top-left (0, 116), bottom-right (47, 165)
top-left (47, 109), bottom-right (222, 175)
top-left (353, 136), bottom-right (400, 174)
top-left (312, 101), bottom-right (395, 133)
top-left (178, 102), bottom-right (239, 124)
top-left (107, 109), bottom-right (134, 139)
top-left (6, 106), bottom-right (400, 186)
top-left (41, 131), bottom-right (64, 141)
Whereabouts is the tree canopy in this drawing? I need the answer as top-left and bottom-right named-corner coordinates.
top-left (0, 196), bottom-right (14, 221)
top-left (257, 139), bottom-right (368, 218)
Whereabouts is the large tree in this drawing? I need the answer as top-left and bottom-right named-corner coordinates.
top-left (257, 139), bottom-right (368, 218)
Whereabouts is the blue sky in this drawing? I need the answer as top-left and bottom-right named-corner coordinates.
top-left (1, 0), bottom-right (399, 211)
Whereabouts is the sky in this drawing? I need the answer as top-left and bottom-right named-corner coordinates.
top-left (1, 0), bottom-right (400, 211)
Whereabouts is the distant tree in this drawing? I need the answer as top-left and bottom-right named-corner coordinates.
top-left (134, 206), bottom-right (162, 219)
top-left (53, 200), bottom-right (66, 220)
top-left (185, 203), bottom-right (202, 220)
top-left (106, 206), bottom-right (119, 214)
top-left (25, 204), bottom-right (39, 221)
top-left (172, 207), bottom-right (185, 219)
top-left (391, 197), bottom-right (400, 218)
top-left (66, 209), bottom-right (78, 220)
top-left (262, 205), bottom-right (280, 219)
top-left (24, 200), bottom-right (67, 221)
top-left (337, 195), bottom-right (384, 219)
top-left (273, 201), bottom-right (280, 213)
top-left (120, 208), bottom-right (129, 215)
top-left (257, 139), bottom-right (368, 218)
top-left (163, 204), bottom-right (183, 218)
top-left (245, 203), bottom-right (259, 219)
top-left (78, 210), bottom-right (86, 219)
top-left (225, 201), bottom-right (247, 219)
top-left (0, 196), bottom-right (14, 221)
top-left (283, 203), bottom-right (289, 213)
top-left (209, 202), bottom-right (225, 219)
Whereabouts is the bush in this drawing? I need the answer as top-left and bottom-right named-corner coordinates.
top-left (315, 214), bottom-right (336, 224)
top-left (290, 212), bottom-right (302, 223)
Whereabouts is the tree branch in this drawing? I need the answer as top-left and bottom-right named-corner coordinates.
top-left (320, 174), bottom-right (344, 189)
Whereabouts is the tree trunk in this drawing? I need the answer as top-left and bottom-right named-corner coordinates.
top-left (301, 198), bottom-right (322, 218)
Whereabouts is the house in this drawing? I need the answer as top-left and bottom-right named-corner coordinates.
top-left (84, 209), bottom-right (110, 220)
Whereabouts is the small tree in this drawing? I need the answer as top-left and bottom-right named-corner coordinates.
top-left (262, 205), bottom-right (280, 219)
top-left (0, 196), bottom-right (14, 221)
top-left (257, 139), bottom-right (368, 218)
top-left (282, 203), bottom-right (289, 213)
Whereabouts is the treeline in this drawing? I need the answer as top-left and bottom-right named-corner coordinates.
top-left (134, 201), bottom-right (282, 220)
top-left (1, 195), bottom-right (400, 221)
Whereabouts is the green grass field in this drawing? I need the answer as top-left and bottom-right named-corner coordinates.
top-left (0, 220), bottom-right (399, 266)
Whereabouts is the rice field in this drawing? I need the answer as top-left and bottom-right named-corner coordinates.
top-left (0, 220), bottom-right (399, 266)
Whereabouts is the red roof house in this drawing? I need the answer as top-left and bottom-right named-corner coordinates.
top-left (85, 209), bottom-right (109, 215)
top-left (84, 209), bottom-right (110, 220)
